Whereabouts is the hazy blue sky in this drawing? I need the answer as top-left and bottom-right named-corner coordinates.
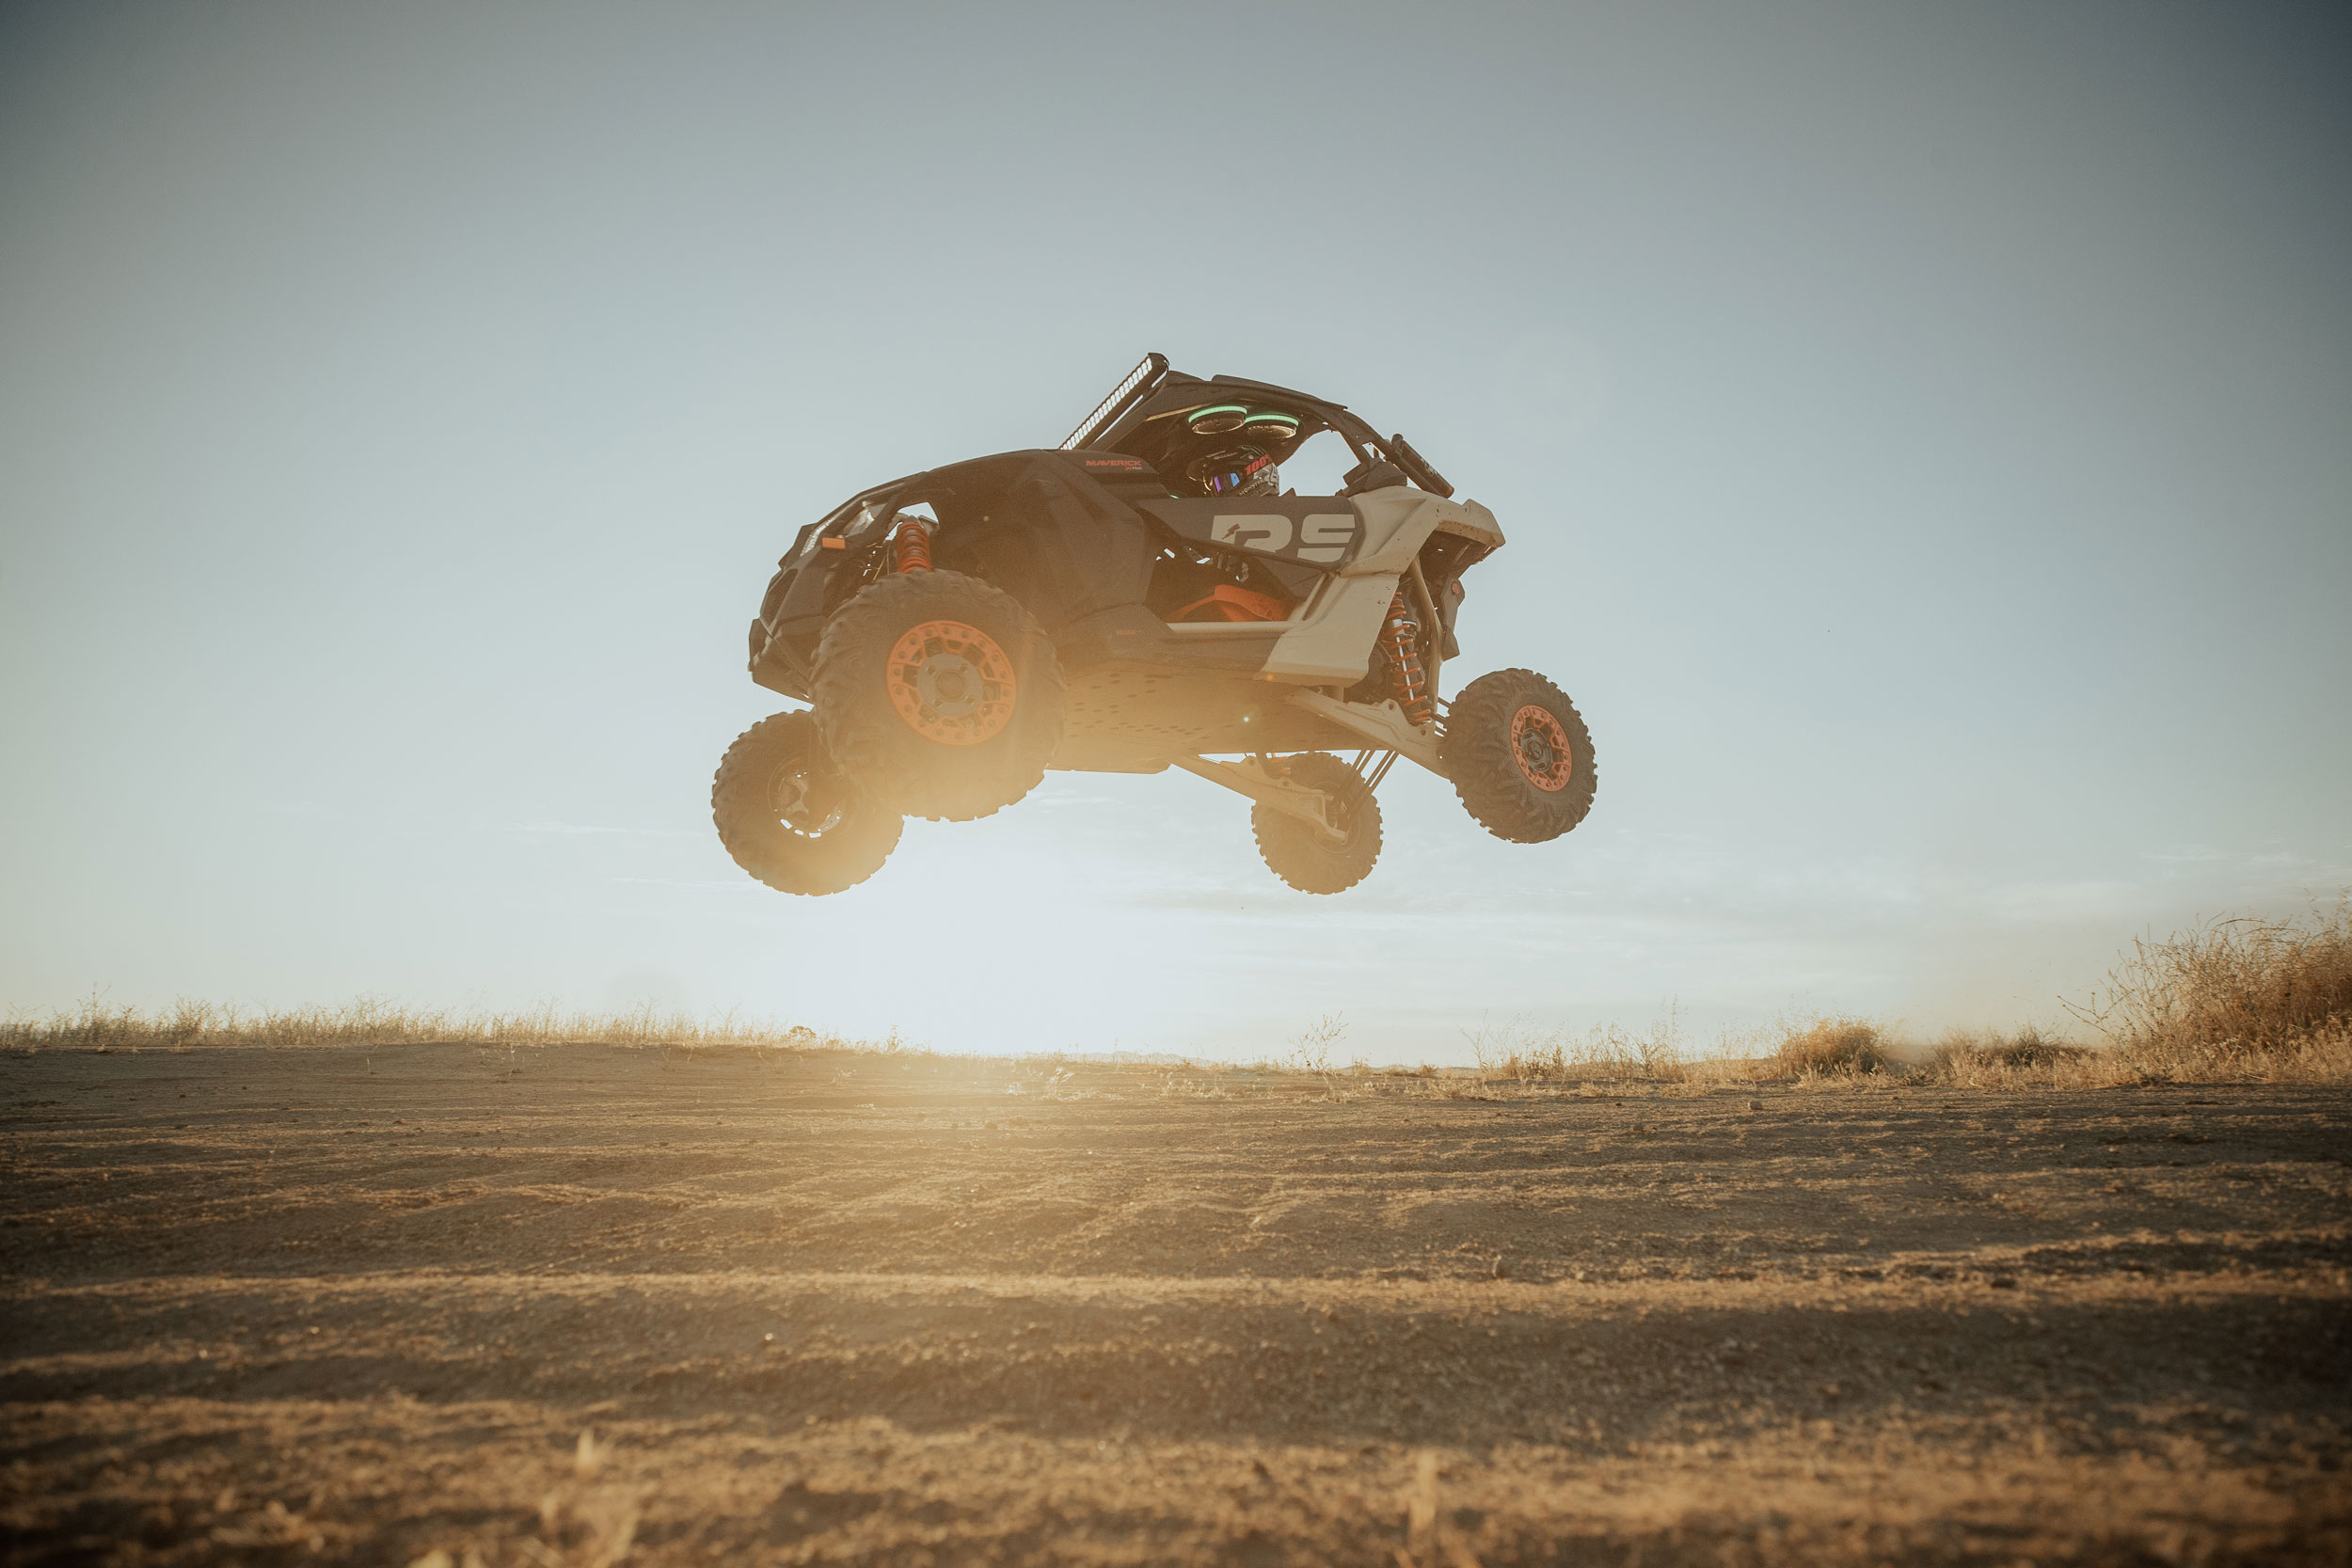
top-left (4, 2), bottom-right (2346, 1060)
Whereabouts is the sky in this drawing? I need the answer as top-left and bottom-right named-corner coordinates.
top-left (3, 1), bottom-right (2347, 1062)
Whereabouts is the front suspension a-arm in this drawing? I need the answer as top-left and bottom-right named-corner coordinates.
top-left (1288, 690), bottom-right (1446, 779)
top-left (1169, 755), bottom-right (1348, 844)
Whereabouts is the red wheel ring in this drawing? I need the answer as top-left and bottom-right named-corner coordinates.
top-left (883, 619), bottom-right (1018, 745)
top-left (1509, 704), bottom-right (1575, 792)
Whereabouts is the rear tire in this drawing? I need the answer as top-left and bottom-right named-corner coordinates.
top-left (811, 570), bottom-right (1066, 822)
top-left (711, 711), bottom-right (901, 895)
top-left (1442, 669), bottom-right (1596, 843)
top-left (1251, 752), bottom-right (1382, 894)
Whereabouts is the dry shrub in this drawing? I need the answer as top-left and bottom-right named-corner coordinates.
top-left (2072, 897), bottom-right (2352, 1080)
top-left (1915, 1024), bottom-right (2093, 1086)
top-left (2209, 1016), bottom-right (2352, 1082)
top-left (1772, 1016), bottom-right (1895, 1077)
top-left (1284, 1012), bottom-right (1348, 1075)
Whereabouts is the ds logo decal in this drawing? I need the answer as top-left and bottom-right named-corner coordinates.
top-left (1296, 514), bottom-right (1355, 562)
top-left (1210, 513), bottom-right (1359, 563)
top-left (1211, 515), bottom-right (1291, 551)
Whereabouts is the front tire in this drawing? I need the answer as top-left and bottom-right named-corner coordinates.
top-left (1441, 669), bottom-right (1596, 843)
top-left (711, 711), bottom-right (901, 895)
top-left (811, 571), bottom-right (1066, 822)
top-left (1251, 752), bottom-right (1383, 894)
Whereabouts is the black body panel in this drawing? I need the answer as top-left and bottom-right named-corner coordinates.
top-left (750, 447), bottom-right (1356, 697)
top-left (752, 449), bottom-right (1158, 696)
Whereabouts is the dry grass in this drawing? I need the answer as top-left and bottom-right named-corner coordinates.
top-left (1461, 1011), bottom-right (1688, 1084)
top-left (13, 898), bottom-right (2348, 1087)
top-left (0, 993), bottom-right (907, 1057)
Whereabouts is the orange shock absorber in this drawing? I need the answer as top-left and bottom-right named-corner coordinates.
top-left (1383, 587), bottom-right (1433, 724)
top-left (890, 516), bottom-right (934, 574)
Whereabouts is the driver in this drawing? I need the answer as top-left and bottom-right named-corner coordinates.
top-left (1188, 446), bottom-right (1279, 498)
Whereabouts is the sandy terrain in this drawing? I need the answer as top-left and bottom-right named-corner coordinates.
top-left (2, 1042), bottom-right (2346, 1565)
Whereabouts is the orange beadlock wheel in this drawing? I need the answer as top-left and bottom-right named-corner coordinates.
top-left (1509, 703), bottom-right (1575, 792)
top-left (883, 619), bottom-right (1019, 745)
top-left (1440, 668), bottom-right (1595, 844)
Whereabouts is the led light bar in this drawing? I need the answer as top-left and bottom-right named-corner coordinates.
top-left (1058, 352), bottom-right (1169, 451)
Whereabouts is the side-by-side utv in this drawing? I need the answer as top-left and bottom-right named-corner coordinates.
top-left (713, 353), bottom-right (1596, 894)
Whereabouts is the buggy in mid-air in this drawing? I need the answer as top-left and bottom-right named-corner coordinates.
top-left (713, 353), bottom-right (1596, 895)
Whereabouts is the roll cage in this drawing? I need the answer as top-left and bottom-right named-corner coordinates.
top-left (1060, 352), bottom-right (1454, 500)
top-left (791, 352), bottom-right (1451, 559)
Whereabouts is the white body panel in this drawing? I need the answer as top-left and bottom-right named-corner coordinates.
top-left (1260, 488), bottom-right (1503, 682)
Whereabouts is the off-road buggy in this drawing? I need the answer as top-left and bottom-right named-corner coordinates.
top-left (713, 354), bottom-right (1596, 895)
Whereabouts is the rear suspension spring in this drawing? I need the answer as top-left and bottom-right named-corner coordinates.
top-left (1382, 587), bottom-right (1433, 725)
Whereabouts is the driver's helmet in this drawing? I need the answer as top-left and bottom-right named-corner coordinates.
top-left (1189, 446), bottom-right (1279, 498)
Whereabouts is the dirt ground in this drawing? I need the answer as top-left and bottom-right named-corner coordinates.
top-left (2, 1044), bottom-right (2346, 1566)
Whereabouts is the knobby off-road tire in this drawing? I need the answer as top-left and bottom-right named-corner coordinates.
top-left (711, 711), bottom-right (901, 895)
top-left (1442, 668), bottom-right (1597, 844)
top-left (1251, 752), bottom-right (1383, 895)
top-left (811, 571), bottom-right (1066, 822)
